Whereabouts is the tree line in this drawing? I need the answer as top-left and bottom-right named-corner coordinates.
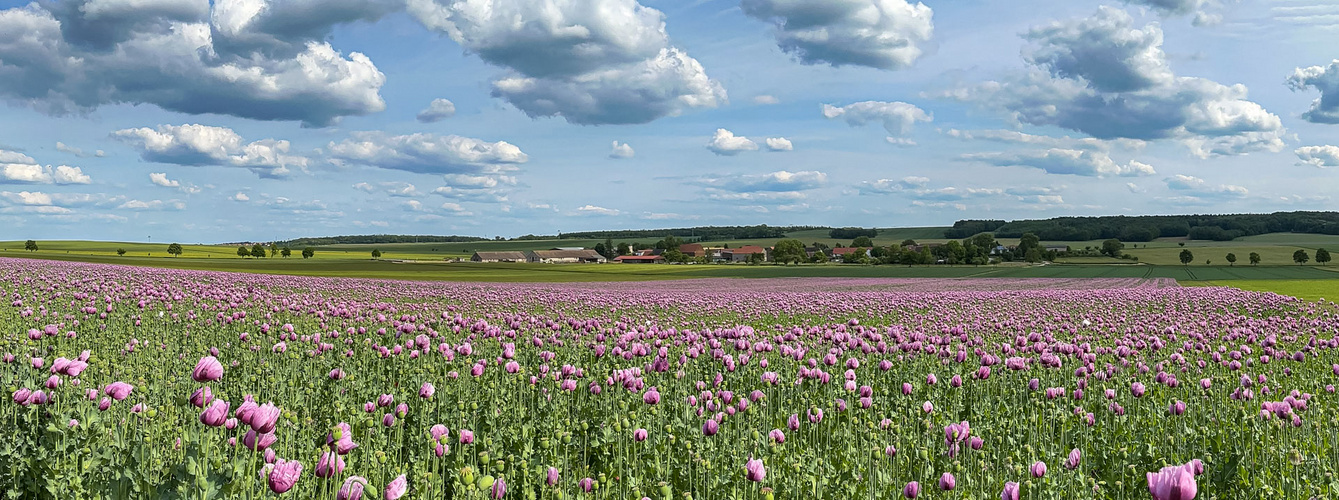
top-left (275, 235), bottom-right (486, 247)
top-left (946, 211), bottom-right (1339, 241)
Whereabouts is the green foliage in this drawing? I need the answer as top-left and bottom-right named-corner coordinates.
top-left (771, 239), bottom-right (806, 265)
top-left (1179, 249), bottom-right (1194, 265)
top-left (615, 242), bottom-right (631, 256)
top-left (280, 247), bottom-right (291, 258)
top-left (1249, 252), bottom-right (1261, 265)
top-left (1293, 249), bottom-right (1310, 265)
top-left (1225, 253), bottom-right (1237, 266)
top-left (237, 246), bottom-right (248, 258)
top-left (962, 211), bottom-right (1339, 241)
top-left (24, 239), bottom-right (37, 251)
top-left (1100, 239), bottom-right (1124, 258)
top-left (302, 247), bottom-right (315, 259)
top-left (1317, 248), bottom-right (1331, 265)
top-left (829, 227), bottom-right (878, 239)
top-left (371, 249), bottom-right (382, 258)
top-left (851, 236), bottom-right (874, 248)
top-left (116, 248), bottom-right (127, 256)
top-left (250, 244), bottom-right (265, 259)
top-left (277, 234), bottom-right (488, 246)
top-left (167, 243), bottom-right (183, 257)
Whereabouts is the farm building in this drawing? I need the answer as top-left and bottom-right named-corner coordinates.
top-left (829, 247), bottom-right (870, 258)
top-left (525, 249), bottom-right (607, 263)
top-left (678, 243), bottom-right (707, 258)
top-left (723, 245), bottom-right (768, 262)
top-left (470, 251), bottom-right (527, 262)
top-left (614, 255), bottom-right (666, 264)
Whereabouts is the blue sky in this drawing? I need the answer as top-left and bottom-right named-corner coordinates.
top-left (0, 0), bottom-right (1334, 243)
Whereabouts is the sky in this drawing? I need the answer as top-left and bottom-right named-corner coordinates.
top-left (0, 0), bottom-right (1335, 243)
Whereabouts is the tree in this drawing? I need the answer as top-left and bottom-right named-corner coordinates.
top-left (372, 249), bottom-right (382, 259)
top-left (1178, 242), bottom-right (1185, 247)
top-left (604, 238), bottom-right (614, 256)
top-left (238, 246), bottom-right (249, 258)
top-left (1023, 248), bottom-right (1042, 263)
top-left (1018, 233), bottom-right (1041, 256)
top-left (1225, 253), bottom-right (1236, 266)
top-left (24, 240), bottom-right (37, 252)
top-left (1179, 249), bottom-right (1194, 265)
top-left (250, 244), bottom-right (266, 258)
top-left (810, 250), bottom-right (829, 264)
top-left (900, 239), bottom-right (917, 248)
top-left (594, 243), bottom-right (609, 258)
top-left (1317, 248), bottom-right (1331, 266)
top-left (269, 244), bottom-right (278, 258)
top-left (1100, 239), bottom-right (1124, 258)
top-left (116, 248), bottom-right (127, 256)
top-left (1293, 249), bottom-right (1310, 265)
top-left (281, 247), bottom-right (292, 258)
top-left (1249, 252), bottom-right (1261, 266)
top-left (747, 252), bottom-right (765, 265)
top-left (654, 235), bottom-right (684, 251)
top-left (616, 242), bottom-right (631, 256)
top-left (167, 243), bottom-right (183, 257)
top-left (302, 247), bottom-right (315, 259)
top-left (851, 236), bottom-right (874, 248)
top-left (772, 239), bottom-right (806, 265)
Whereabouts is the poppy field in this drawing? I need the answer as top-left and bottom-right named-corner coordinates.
top-left (2, 257), bottom-right (1337, 499)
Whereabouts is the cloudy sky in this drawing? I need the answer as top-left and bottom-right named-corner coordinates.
top-left (0, 0), bottom-right (1335, 242)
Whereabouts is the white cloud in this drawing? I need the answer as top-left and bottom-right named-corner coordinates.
top-left (609, 141), bottom-right (635, 159)
top-left (0, 163), bottom-right (92, 185)
top-left (741, 0), bottom-right (934, 70)
top-left (823, 101), bottom-right (932, 140)
top-left (1288, 60), bottom-right (1339, 124)
top-left (439, 202), bottom-right (473, 215)
top-left (416, 98), bottom-right (457, 123)
top-left (943, 129), bottom-right (1145, 151)
top-left (698, 170), bottom-right (826, 192)
top-left (764, 137), bottom-right (793, 152)
top-left (1164, 174), bottom-right (1248, 198)
top-left (55, 142), bottom-right (104, 158)
top-left (938, 7), bottom-right (1286, 157)
top-left (407, 0), bottom-right (724, 125)
top-left (118, 199), bottom-right (185, 211)
top-left (329, 132), bottom-right (527, 175)
top-left (576, 204), bottom-right (620, 216)
top-left (114, 124), bottom-right (308, 178)
top-left (706, 129), bottom-right (759, 156)
top-left (232, 192), bottom-right (250, 202)
top-left (962, 149), bottom-right (1156, 177)
top-left (0, 2), bottom-right (387, 126)
top-left (856, 176), bottom-right (931, 194)
top-left (1123, 0), bottom-right (1228, 26)
top-left (354, 181), bottom-right (420, 197)
top-left (149, 172), bottom-right (179, 188)
top-left (1296, 145), bottom-right (1339, 167)
top-left (753, 95), bottom-right (780, 105)
top-left (1, 191), bottom-right (53, 206)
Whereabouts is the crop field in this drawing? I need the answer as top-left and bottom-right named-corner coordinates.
top-left (2, 257), bottom-right (1337, 499)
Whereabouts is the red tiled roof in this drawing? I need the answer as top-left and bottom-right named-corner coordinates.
top-left (732, 246), bottom-right (766, 254)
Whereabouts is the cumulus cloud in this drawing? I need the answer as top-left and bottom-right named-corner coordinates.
top-left (1287, 60), bottom-right (1339, 125)
top-left (943, 129), bottom-right (1145, 151)
top-left (699, 170), bottom-right (826, 192)
top-left (328, 132), bottom-right (528, 175)
top-left (1164, 174), bottom-right (1248, 198)
top-left (55, 142), bottom-right (104, 158)
top-left (232, 192), bottom-right (250, 202)
top-left (0, 1), bottom-right (387, 126)
top-left (822, 101), bottom-right (932, 140)
top-left (431, 174), bottom-right (517, 204)
top-left (706, 129), bottom-right (759, 156)
top-left (416, 98), bottom-right (457, 123)
top-left (1122, 0), bottom-right (1227, 26)
top-left (764, 137), bottom-right (793, 152)
top-left (114, 124), bottom-right (308, 178)
top-left (609, 141), bottom-right (635, 159)
top-left (962, 149), bottom-right (1156, 177)
top-left (353, 181), bottom-right (420, 197)
top-left (856, 176), bottom-right (929, 194)
top-left (407, 0), bottom-right (724, 125)
top-left (118, 199), bottom-right (186, 211)
top-left (576, 204), bottom-right (620, 216)
top-left (937, 7), bottom-right (1285, 157)
top-left (0, 149), bottom-right (92, 185)
top-left (740, 0), bottom-right (934, 70)
top-left (149, 172), bottom-right (179, 188)
top-left (753, 95), bottom-right (780, 105)
top-left (1296, 145), bottom-right (1339, 168)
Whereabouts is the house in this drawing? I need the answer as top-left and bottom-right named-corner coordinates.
top-left (723, 245), bottom-right (768, 262)
top-left (553, 247), bottom-right (586, 251)
top-left (525, 249), bottom-right (607, 263)
top-left (678, 243), bottom-right (706, 258)
top-left (614, 255), bottom-right (666, 264)
top-left (471, 251), bottom-right (527, 262)
top-left (1045, 245), bottom-right (1070, 252)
